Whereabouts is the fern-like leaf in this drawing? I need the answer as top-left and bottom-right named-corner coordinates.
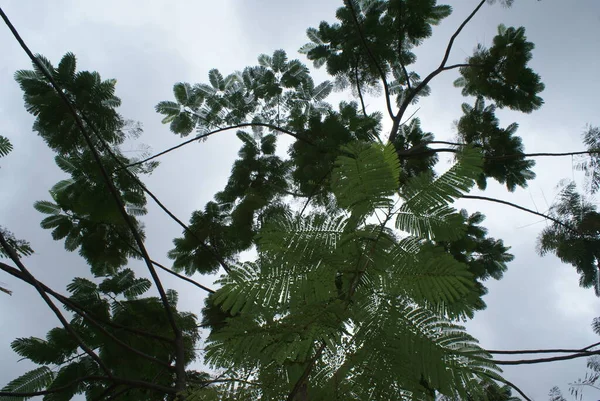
top-left (0, 366), bottom-right (54, 401)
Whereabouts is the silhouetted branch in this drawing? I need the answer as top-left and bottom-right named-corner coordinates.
top-left (494, 349), bottom-right (600, 365)
top-left (390, 0), bottom-right (487, 142)
top-left (488, 340), bottom-right (600, 355)
top-left (344, 0), bottom-right (395, 119)
top-left (461, 195), bottom-right (577, 233)
top-left (0, 231), bottom-right (111, 377)
top-left (122, 122), bottom-right (312, 171)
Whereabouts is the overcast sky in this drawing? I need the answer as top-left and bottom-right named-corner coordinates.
top-left (1, 1), bottom-right (600, 400)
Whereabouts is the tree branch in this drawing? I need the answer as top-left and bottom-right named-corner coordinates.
top-left (488, 340), bottom-right (600, 355)
top-left (0, 9), bottom-right (187, 390)
top-left (438, 0), bottom-right (486, 69)
top-left (0, 261), bottom-right (176, 369)
top-left (344, 0), bottom-right (395, 119)
top-left (285, 342), bottom-right (327, 401)
top-left (482, 373), bottom-right (532, 401)
top-left (0, 232), bottom-right (111, 377)
top-left (152, 259), bottom-right (216, 294)
top-left (113, 228), bottom-right (217, 293)
top-left (390, 0), bottom-right (487, 142)
top-left (122, 122), bottom-right (312, 171)
top-left (461, 195), bottom-right (577, 233)
top-left (494, 349), bottom-right (600, 365)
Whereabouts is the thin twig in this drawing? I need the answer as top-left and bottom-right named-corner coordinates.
top-left (461, 195), bottom-right (577, 234)
top-left (488, 340), bottom-right (600, 355)
top-left (494, 349), bottom-right (600, 365)
top-left (113, 228), bottom-right (217, 293)
top-left (390, 0), bottom-right (487, 142)
top-left (121, 122), bottom-right (312, 171)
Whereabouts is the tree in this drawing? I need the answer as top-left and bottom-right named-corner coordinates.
top-left (0, 1), bottom-right (598, 400)
top-left (547, 316), bottom-right (600, 401)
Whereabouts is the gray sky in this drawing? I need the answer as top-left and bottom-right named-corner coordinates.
top-left (1, 1), bottom-right (600, 400)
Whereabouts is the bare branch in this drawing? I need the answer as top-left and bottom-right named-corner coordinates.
top-left (461, 195), bottom-right (578, 233)
top-left (390, 0), bottom-right (487, 142)
top-left (152, 259), bottom-right (216, 294)
top-left (122, 122), bottom-right (312, 171)
top-left (488, 341), bottom-right (600, 355)
top-left (494, 349), bottom-right (600, 365)
top-left (438, 0), bottom-right (487, 69)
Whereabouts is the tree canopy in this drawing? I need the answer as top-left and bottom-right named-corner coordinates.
top-left (1, 1), bottom-right (599, 400)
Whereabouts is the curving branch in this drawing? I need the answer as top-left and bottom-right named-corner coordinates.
top-left (482, 373), bottom-right (533, 401)
top-left (344, 0), bottom-right (395, 120)
top-left (488, 340), bottom-right (600, 355)
top-left (461, 195), bottom-right (578, 233)
top-left (390, 0), bottom-right (488, 142)
top-left (0, 261), bottom-right (173, 343)
top-left (121, 122), bottom-right (312, 171)
top-left (494, 349), bottom-right (600, 365)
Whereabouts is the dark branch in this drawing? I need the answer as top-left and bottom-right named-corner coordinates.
top-left (488, 340), bottom-right (600, 355)
top-left (482, 373), bottom-right (532, 401)
top-left (0, 261), bottom-right (176, 368)
top-left (354, 57), bottom-right (369, 119)
top-left (438, 0), bottom-right (486, 69)
top-left (152, 259), bottom-right (216, 294)
top-left (390, 0), bottom-right (487, 142)
top-left (0, 232), bottom-right (111, 377)
top-left (122, 122), bottom-right (312, 171)
top-left (286, 343), bottom-right (327, 401)
top-left (494, 349), bottom-right (600, 365)
top-left (344, 0), bottom-right (395, 119)
top-left (461, 195), bottom-right (577, 233)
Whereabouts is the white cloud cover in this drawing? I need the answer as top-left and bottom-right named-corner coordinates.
top-left (1, 1), bottom-right (600, 400)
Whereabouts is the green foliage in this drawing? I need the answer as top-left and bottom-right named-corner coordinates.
top-left (538, 182), bottom-right (600, 295)
top-left (0, 135), bottom-right (13, 158)
top-left (4, 271), bottom-right (200, 401)
top-left (457, 97), bottom-right (536, 191)
top-left (436, 209), bottom-right (514, 313)
top-left (576, 125), bottom-right (600, 194)
top-left (15, 53), bottom-right (155, 275)
top-left (0, 367), bottom-right (54, 401)
top-left (202, 141), bottom-right (498, 398)
top-left (4, 0), bottom-right (574, 399)
top-left (301, 0), bottom-right (451, 96)
top-left (455, 24), bottom-right (545, 113)
top-left (0, 227), bottom-right (33, 260)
